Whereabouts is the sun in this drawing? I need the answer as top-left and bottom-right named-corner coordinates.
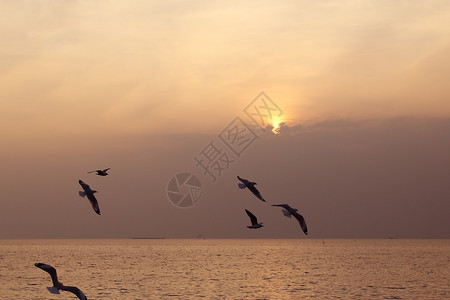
top-left (272, 122), bottom-right (280, 134)
top-left (271, 118), bottom-right (283, 134)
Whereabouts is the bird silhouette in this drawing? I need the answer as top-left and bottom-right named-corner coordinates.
top-left (272, 204), bottom-right (308, 235)
top-left (35, 263), bottom-right (88, 300)
top-left (78, 180), bottom-right (100, 215)
top-left (237, 176), bottom-right (266, 202)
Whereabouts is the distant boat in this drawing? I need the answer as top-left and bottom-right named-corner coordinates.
top-left (388, 233), bottom-right (399, 239)
top-left (130, 237), bottom-right (165, 240)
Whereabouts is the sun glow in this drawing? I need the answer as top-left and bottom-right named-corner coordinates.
top-left (272, 123), bottom-right (280, 134)
top-left (271, 118), bottom-right (283, 134)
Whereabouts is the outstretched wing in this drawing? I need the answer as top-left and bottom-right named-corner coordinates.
top-left (87, 170), bottom-right (99, 174)
top-left (291, 211), bottom-right (308, 235)
top-left (272, 204), bottom-right (308, 235)
top-left (61, 286), bottom-right (88, 300)
top-left (47, 286), bottom-right (60, 294)
top-left (78, 180), bottom-right (91, 192)
top-left (248, 185), bottom-right (265, 202)
top-left (282, 209), bottom-right (291, 218)
top-left (245, 209), bottom-right (258, 225)
top-left (35, 263), bottom-right (59, 287)
top-left (86, 194), bottom-right (100, 215)
top-left (272, 204), bottom-right (291, 210)
top-left (237, 176), bottom-right (249, 185)
top-left (102, 168), bottom-right (111, 173)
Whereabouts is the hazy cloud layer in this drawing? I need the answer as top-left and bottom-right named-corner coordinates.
top-left (1, 117), bottom-right (448, 238)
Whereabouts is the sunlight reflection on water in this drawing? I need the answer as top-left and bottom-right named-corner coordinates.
top-left (0, 239), bottom-right (449, 299)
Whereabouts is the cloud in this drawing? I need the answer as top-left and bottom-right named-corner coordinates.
top-left (0, 116), bottom-right (449, 238)
top-left (2, 0), bottom-right (450, 141)
top-left (1, 1), bottom-right (450, 238)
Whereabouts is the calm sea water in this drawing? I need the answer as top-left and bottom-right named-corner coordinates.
top-left (0, 239), bottom-right (448, 299)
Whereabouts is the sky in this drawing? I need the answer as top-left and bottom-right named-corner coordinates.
top-left (1, 0), bottom-right (449, 238)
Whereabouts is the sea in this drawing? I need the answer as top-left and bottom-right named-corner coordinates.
top-left (0, 239), bottom-right (448, 299)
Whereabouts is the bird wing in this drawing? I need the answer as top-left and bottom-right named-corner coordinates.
top-left (272, 204), bottom-right (308, 235)
top-left (78, 180), bottom-right (91, 192)
top-left (61, 286), bottom-right (88, 300)
top-left (102, 168), bottom-right (111, 173)
top-left (237, 176), bottom-right (249, 185)
top-left (291, 211), bottom-right (308, 235)
top-left (87, 170), bottom-right (98, 174)
top-left (271, 204), bottom-right (291, 210)
top-left (35, 263), bottom-right (59, 287)
top-left (245, 209), bottom-right (258, 225)
top-left (248, 185), bottom-right (265, 202)
top-left (86, 193), bottom-right (101, 215)
top-left (47, 286), bottom-right (60, 294)
top-left (282, 209), bottom-right (292, 218)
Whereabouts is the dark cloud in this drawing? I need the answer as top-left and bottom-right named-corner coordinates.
top-left (1, 117), bottom-right (448, 238)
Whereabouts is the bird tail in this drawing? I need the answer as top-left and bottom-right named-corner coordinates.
top-left (78, 191), bottom-right (86, 197)
top-left (47, 286), bottom-right (60, 294)
top-left (238, 183), bottom-right (246, 189)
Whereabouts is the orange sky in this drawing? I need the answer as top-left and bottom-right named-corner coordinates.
top-left (1, 1), bottom-right (449, 238)
top-left (1, 1), bottom-right (450, 139)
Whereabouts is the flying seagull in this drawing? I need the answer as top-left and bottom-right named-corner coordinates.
top-left (237, 176), bottom-right (265, 202)
top-left (78, 180), bottom-right (100, 215)
top-left (245, 209), bottom-right (263, 229)
top-left (35, 263), bottom-right (88, 300)
top-left (87, 168), bottom-right (110, 176)
top-left (272, 204), bottom-right (308, 235)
